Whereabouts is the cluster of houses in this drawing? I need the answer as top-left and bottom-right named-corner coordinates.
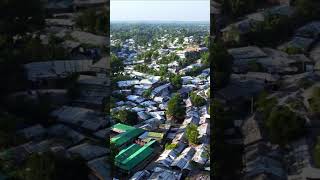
top-left (110, 30), bottom-right (210, 179)
top-left (46, 0), bottom-right (108, 13)
top-left (0, 2), bottom-right (112, 180)
top-left (221, 3), bottom-right (294, 44)
top-left (214, 0), bottom-right (320, 179)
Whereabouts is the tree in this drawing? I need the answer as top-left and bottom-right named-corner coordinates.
top-left (255, 91), bottom-right (278, 120)
top-left (201, 52), bottom-right (209, 66)
top-left (112, 110), bottom-right (138, 125)
top-left (111, 54), bottom-right (124, 75)
top-left (309, 87), bottom-right (320, 115)
top-left (211, 42), bottom-right (232, 89)
top-left (143, 89), bottom-right (152, 98)
top-left (168, 52), bottom-right (179, 62)
top-left (169, 74), bottom-right (182, 90)
top-left (266, 106), bottom-right (305, 146)
top-left (190, 92), bottom-right (206, 107)
top-left (152, 51), bottom-right (160, 59)
top-left (167, 94), bottom-right (186, 122)
top-left (246, 14), bottom-right (293, 46)
top-left (186, 123), bottom-right (199, 145)
top-left (143, 50), bottom-right (153, 63)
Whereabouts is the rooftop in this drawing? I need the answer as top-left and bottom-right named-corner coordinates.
top-left (111, 128), bottom-right (144, 147)
top-left (115, 140), bottom-right (156, 171)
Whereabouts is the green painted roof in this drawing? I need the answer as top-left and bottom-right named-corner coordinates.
top-left (111, 123), bottom-right (135, 133)
top-left (111, 128), bottom-right (144, 147)
top-left (115, 144), bottom-right (140, 163)
top-left (115, 141), bottom-right (156, 171)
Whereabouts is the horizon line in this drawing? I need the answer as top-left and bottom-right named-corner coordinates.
top-left (110, 20), bottom-right (210, 23)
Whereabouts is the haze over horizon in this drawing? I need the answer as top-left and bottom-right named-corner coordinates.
top-left (110, 0), bottom-right (210, 22)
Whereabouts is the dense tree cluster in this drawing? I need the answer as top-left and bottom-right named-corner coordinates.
top-left (111, 23), bottom-right (209, 46)
top-left (246, 15), bottom-right (294, 47)
top-left (112, 110), bottom-right (138, 125)
top-left (158, 53), bottom-right (179, 64)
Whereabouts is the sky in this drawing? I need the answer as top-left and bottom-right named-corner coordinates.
top-left (110, 0), bottom-right (210, 22)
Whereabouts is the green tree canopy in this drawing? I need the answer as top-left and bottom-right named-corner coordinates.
top-left (190, 92), bottom-right (206, 107)
top-left (167, 94), bottom-right (186, 122)
top-left (143, 89), bottom-right (152, 98)
top-left (111, 54), bottom-right (124, 75)
top-left (201, 52), bottom-right (209, 66)
top-left (266, 106), bottom-right (305, 146)
top-left (309, 87), bottom-right (320, 115)
top-left (169, 74), bottom-right (182, 90)
top-left (186, 123), bottom-right (199, 145)
top-left (112, 110), bottom-right (138, 125)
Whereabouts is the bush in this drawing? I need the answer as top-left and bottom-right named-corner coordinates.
top-left (186, 123), bottom-right (199, 145)
top-left (143, 89), bottom-right (152, 98)
top-left (165, 143), bottom-right (178, 150)
top-left (169, 74), bottom-right (182, 90)
top-left (185, 66), bottom-right (205, 76)
top-left (190, 92), bottom-right (206, 107)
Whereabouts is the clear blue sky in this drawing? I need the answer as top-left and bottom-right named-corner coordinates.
top-left (110, 0), bottom-right (209, 22)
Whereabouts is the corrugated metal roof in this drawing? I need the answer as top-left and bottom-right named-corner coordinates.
top-left (116, 140), bottom-right (156, 171)
top-left (111, 128), bottom-right (144, 147)
top-left (111, 123), bottom-right (135, 133)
